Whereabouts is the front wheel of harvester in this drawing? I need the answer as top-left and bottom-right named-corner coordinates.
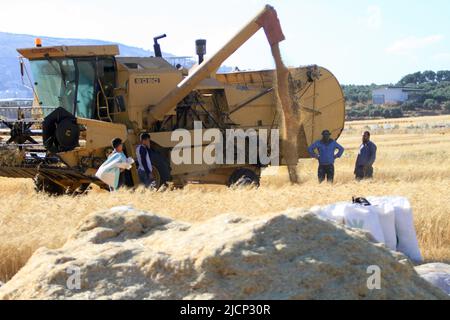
top-left (228, 168), bottom-right (261, 188)
top-left (150, 150), bottom-right (171, 190)
top-left (34, 174), bottom-right (66, 196)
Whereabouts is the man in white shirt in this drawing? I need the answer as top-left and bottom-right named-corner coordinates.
top-left (95, 138), bottom-right (134, 191)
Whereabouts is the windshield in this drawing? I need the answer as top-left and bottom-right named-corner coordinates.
top-left (30, 58), bottom-right (96, 118)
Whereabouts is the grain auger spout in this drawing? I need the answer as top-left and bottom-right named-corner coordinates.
top-left (147, 4), bottom-right (300, 183)
top-left (147, 4), bottom-right (286, 124)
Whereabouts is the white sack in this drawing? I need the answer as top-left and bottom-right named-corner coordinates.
top-left (95, 155), bottom-right (134, 188)
top-left (373, 203), bottom-right (397, 251)
top-left (343, 205), bottom-right (385, 244)
top-left (311, 196), bottom-right (422, 262)
top-left (369, 196), bottom-right (423, 262)
top-left (312, 202), bottom-right (347, 224)
top-left (95, 167), bottom-right (116, 188)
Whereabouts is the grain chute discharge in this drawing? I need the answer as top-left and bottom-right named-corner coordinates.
top-left (0, 5), bottom-right (345, 195)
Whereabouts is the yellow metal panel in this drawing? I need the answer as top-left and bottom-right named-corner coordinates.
top-left (77, 118), bottom-right (128, 149)
top-left (116, 57), bottom-right (176, 71)
top-left (126, 71), bottom-right (183, 127)
top-left (216, 70), bottom-right (274, 88)
top-left (17, 45), bottom-right (120, 59)
top-left (227, 85), bottom-right (276, 127)
top-left (298, 67), bottom-right (345, 146)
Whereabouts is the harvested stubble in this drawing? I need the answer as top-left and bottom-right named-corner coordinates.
top-left (0, 116), bottom-right (449, 283)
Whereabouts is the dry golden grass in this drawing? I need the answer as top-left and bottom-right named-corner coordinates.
top-left (1, 115), bottom-right (450, 283)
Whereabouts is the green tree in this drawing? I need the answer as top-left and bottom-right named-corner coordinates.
top-left (401, 100), bottom-right (420, 111)
top-left (369, 107), bottom-right (383, 117)
top-left (423, 98), bottom-right (439, 110)
top-left (436, 71), bottom-right (450, 82)
top-left (389, 107), bottom-right (404, 118)
top-left (398, 71), bottom-right (427, 86)
top-left (358, 92), bottom-right (370, 103)
top-left (382, 108), bottom-right (391, 118)
top-left (423, 70), bottom-right (436, 83)
top-left (398, 74), bottom-right (418, 86)
top-left (444, 102), bottom-right (450, 112)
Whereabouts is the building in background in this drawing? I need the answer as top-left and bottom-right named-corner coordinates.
top-left (372, 87), bottom-right (423, 105)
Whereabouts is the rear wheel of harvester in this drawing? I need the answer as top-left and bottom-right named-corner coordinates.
top-left (34, 174), bottom-right (66, 196)
top-left (228, 168), bottom-right (261, 188)
top-left (150, 150), bottom-right (171, 189)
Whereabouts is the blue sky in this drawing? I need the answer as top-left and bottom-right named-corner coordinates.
top-left (1, 0), bottom-right (449, 84)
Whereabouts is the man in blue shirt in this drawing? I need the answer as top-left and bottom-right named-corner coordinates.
top-left (355, 131), bottom-right (377, 181)
top-left (308, 130), bottom-right (345, 183)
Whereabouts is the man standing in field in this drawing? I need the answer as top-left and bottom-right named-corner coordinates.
top-left (354, 131), bottom-right (377, 181)
top-left (136, 133), bottom-right (155, 188)
top-left (308, 130), bottom-right (345, 183)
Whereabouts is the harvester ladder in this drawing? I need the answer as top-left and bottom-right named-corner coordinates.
top-left (96, 79), bottom-right (113, 122)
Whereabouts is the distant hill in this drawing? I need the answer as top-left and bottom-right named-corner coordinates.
top-left (0, 32), bottom-right (178, 99)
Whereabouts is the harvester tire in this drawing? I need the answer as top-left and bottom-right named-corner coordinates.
top-left (228, 168), bottom-right (260, 188)
top-left (34, 174), bottom-right (66, 196)
top-left (150, 150), bottom-right (171, 189)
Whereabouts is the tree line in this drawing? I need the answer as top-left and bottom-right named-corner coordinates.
top-left (342, 70), bottom-right (450, 119)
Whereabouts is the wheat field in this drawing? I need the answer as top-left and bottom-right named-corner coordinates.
top-left (1, 115), bottom-right (449, 283)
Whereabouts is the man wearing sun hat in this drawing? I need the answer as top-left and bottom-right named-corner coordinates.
top-left (308, 130), bottom-right (345, 183)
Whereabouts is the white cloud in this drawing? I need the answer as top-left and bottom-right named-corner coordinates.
top-left (386, 35), bottom-right (444, 55)
top-left (366, 5), bottom-right (382, 30)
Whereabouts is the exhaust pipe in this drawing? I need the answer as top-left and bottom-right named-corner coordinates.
top-left (148, 5), bottom-right (285, 124)
top-left (195, 39), bottom-right (207, 64)
top-left (153, 34), bottom-right (167, 58)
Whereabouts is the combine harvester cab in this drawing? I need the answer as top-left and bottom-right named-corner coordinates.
top-left (0, 5), bottom-right (345, 195)
top-left (0, 45), bottom-right (132, 194)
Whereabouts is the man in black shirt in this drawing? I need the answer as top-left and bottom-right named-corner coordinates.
top-left (355, 131), bottom-right (377, 180)
top-left (136, 133), bottom-right (154, 188)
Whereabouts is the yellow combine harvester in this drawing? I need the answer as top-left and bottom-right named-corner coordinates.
top-left (0, 5), bottom-right (345, 194)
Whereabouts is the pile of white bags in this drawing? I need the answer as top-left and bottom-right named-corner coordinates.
top-left (310, 196), bottom-right (423, 262)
